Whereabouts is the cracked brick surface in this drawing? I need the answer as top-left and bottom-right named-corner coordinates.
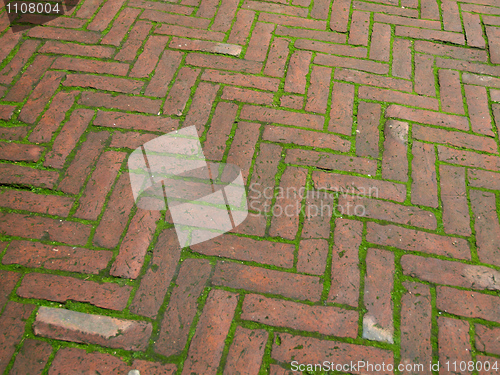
top-left (0, 0), bottom-right (499, 373)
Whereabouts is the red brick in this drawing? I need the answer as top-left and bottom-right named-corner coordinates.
top-left (297, 239), bottom-right (328, 274)
top-left (196, 0), bottom-right (219, 17)
top-left (80, 92), bottom-right (161, 114)
top-left (155, 258), bottom-right (212, 357)
top-left (313, 170), bottom-right (406, 202)
top-left (263, 38), bottom-right (289, 78)
top-left (0, 189), bottom-right (73, 216)
top-left (439, 165), bottom-right (471, 236)
top-left (271, 333), bottom-right (393, 374)
top-left (114, 21), bottom-right (153, 61)
top-left (222, 87), bottom-right (274, 105)
top-left (9, 339), bottom-right (52, 375)
top-left (0, 212), bottom-right (91, 245)
top-left (49, 347), bottom-right (176, 375)
top-left (340, 195), bottom-right (437, 229)
top-left (396, 25), bottom-right (465, 44)
top-left (110, 132), bottom-right (157, 149)
top-left (58, 131), bottom-right (109, 194)
top-left (284, 50), bottom-right (312, 94)
top-left (0, 126), bottom-right (28, 141)
top-left (163, 66), bottom-right (200, 115)
top-left (34, 307), bottom-right (152, 351)
top-left (241, 105), bottom-right (324, 130)
top-left (230, 213), bottom-right (267, 237)
top-left (441, 0), bottom-right (462, 31)
top-left (330, 0), bottom-right (351, 32)
top-left (470, 189), bottom-right (500, 267)
top-left (53, 56), bottom-right (128, 75)
top-left (437, 286), bottom-right (500, 322)
top-left (363, 248), bottom-right (394, 344)
top-left (94, 110), bottom-right (178, 132)
top-left (186, 53), bottom-right (262, 73)
top-left (18, 273), bottom-right (131, 310)
top-left (414, 125), bottom-right (496, 153)
top-left (0, 39), bottom-right (39, 85)
top-left (183, 289), bottom-right (238, 375)
top-left (40, 40), bottom-right (115, 58)
top-left (437, 58), bottom-right (500, 77)
top-left (439, 69), bottom-right (465, 114)
top-left (43, 108), bottom-right (93, 168)
top-left (296, 39), bottom-right (366, 58)
top-left (212, 261), bottom-right (323, 301)
top-left (401, 254), bottom-right (500, 290)
top-left (100, 7), bottom-right (141, 45)
top-left (192, 234), bottom-right (294, 267)
top-left (248, 143), bottom-right (282, 213)
top-left (280, 94), bottom-right (303, 109)
top-left (130, 0), bottom-right (192, 14)
top-left (337, 68), bottom-right (411, 92)
top-left (381, 119), bottom-right (409, 181)
top-left (468, 168), bottom-right (500, 190)
top-left (401, 282), bottom-right (432, 375)
top-left (3, 240), bottom-right (112, 274)
top-left (463, 12), bottom-right (486, 48)
top-left (310, 0), bottom-right (328, 18)
top-left (158, 24), bottom-right (224, 41)
top-left (87, 0), bottom-right (126, 31)
top-left (145, 49), bottom-right (183, 97)
top-left (27, 27), bottom-right (100, 43)
top-left (465, 84), bottom-right (494, 136)
top-left (355, 102), bottom-right (381, 158)
top-left (476, 325), bottom-right (500, 355)
top-left (329, 82), bottom-right (355, 135)
top-left (487, 26), bottom-right (500, 64)
top-left (368, 23), bottom-right (391, 61)
top-left (29, 91), bottom-right (79, 143)
top-left (414, 54), bottom-right (436, 96)
top-left (212, 0), bottom-right (240, 31)
top-left (63, 74), bottom-right (143, 94)
top-left (263, 126), bottom-right (350, 152)
top-left (361, 86), bottom-right (439, 110)
top-left (276, 25), bottom-right (345, 43)
top-left (226, 121), bottom-right (260, 180)
top-left (227, 9), bottom-right (255, 45)
top-left (203, 69), bottom-right (279, 91)
top-left (0, 142), bottom-right (44, 162)
top-left (392, 38), bottom-right (412, 79)
top-left (300, 192), bottom-right (334, 239)
top-left (286, 149), bottom-right (377, 174)
top-left (353, 0), bottom-right (418, 16)
top-left (315, 54), bottom-right (389, 74)
top-left (245, 0), bottom-right (307, 15)
top-left (110, 209), bottom-right (161, 279)
top-left (183, 82), bottom-right (219, 135)
top-left (366, 222), bottom-right (471, 259)
top-left (415, 41), bottom-right (487, 62)
top-left (411, 141), bottom-right (438, 208)
top-left (349, 10), bottom-right (370, 46)
top-left (204, 102), bottom-right (238, 160)
top-left (0, 164), bottom-right (59, 189)
top-left (305, 66), bottom-right (331, 113)
top-left (245, 22), bottom-right (274, 61)
top-left (130, 36), bottom-right (169, 77)
top-left (242, 294), bottom-right (358, 337)
top-left (374, 13), bottom-right (440, 29)
top-left (328, 219), bottom-right (362, 306)
top-left (73, 151), bottom-right (124, 220)
top-left (269, 167), bottom-right (307, 240)
top-left (76, 0), bottom-right (103, 18)
top-left (4, 55), bottom-right (54, 102)
top-left (438, 145), bottom-right (500, 171)
top-left (224, 327), bottom-right (268, 375)
top-left (129, 229), bottom-right (181, 318)
top-left (0, 302), bottom-right (34, 374)
top-left (141, 8), bottom-right (210, 26)
top-left (386, 105), bottom-right (469, 130)
top-left (0, 269), bottom-right (20, 310)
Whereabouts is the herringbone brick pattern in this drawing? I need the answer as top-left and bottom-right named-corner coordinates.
top-left (0, 0), bottom-right (499, 373)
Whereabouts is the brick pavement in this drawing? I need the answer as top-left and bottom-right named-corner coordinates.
top-left (0, 0), bottom-right (500, 373)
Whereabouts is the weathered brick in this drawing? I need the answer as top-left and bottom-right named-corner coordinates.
top-left (242, 294), bottom-right (358, 336)
top-left (411, 141), bottom-right (438, 208)
top-left (227, 9), bottom-right (255, 45)
top-left (0, 269), bottom-right (20, 311)
top-left (439, 165), bottom-right (471, 236)
top-left (53, 56), bottom-right (128, 75)
top-left (465, 84), bottom-right (494, 136)
top-left (79, 92), bottom-right (161, 114)
top-left (224, 327), bottom-right (268, 375)
top-left (94, 111), bottom-right (178, 132)
top-left (115, 20), bottom-right (153, 61)
top-left (9, 339), bottom-right (52, 375)
top-left (212, 261), bottom-right (323, 301)
top-left (100, 7), bottom-right (141, 46)
top-left (145, 49), bottom-right (183, 97)
top-left (245, 22), bottom-right (274, 61)
top-left (414, 54), bottom-right (436, 96)
top-left (438, 145), bottom-right (500, 171)
top-left (241, 105), bottom-right (324, 130)
top-left (63, 74), bottom-right (143, 94)
top-left (329, 82), bottom-right (355, 134)
top-left (0, 142), bottom-right (44, 162)
top-left (39, 40), bottom-right (115, 58)
top-left (3, 240), bottom-right (112, 274)
top-left (0, 39), bottom-right (39, 85)
top-left (366, 222), bottom-right (471, 259)
top-left (297, 239), bottom-right (329, 274)
top-left (223, 87), bottom-right (274, 105)
top-left (356, 102), bottom-right (381, 158)
top-left (34, 307), bottom-right (152, 351)
top-left (381, 120), bottom-right (409, 181)
top-left (439, 69), bottom-right (465, 114)
top-left (386, 105), bottom-right (469, 130)
top-left (475, 324), bottom-right (500, 355)
top-left (306, 66), bottom-right (331, 113)
top-left (182, 82), bottom-right (219, 135)
top-left (0, 164), bottom-right (59, 189)
top-left (349, 10), bottom-right (370, 46)
top-left (286, 149), bottom-right (377, 174)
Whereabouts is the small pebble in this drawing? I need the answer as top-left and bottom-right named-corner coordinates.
top-left (128, 371), bottom-right (140, 375)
